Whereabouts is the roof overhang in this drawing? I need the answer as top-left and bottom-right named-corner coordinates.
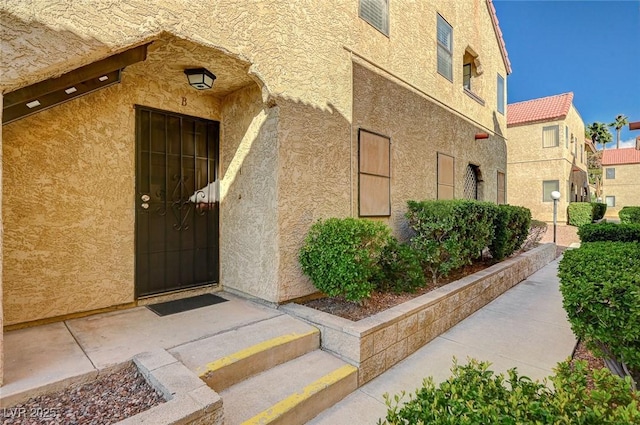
top-left (3, 44), bottom-right (148, 125)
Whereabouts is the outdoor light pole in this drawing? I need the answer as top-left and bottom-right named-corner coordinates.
top-left (551, 191), bottom-right (561, 244)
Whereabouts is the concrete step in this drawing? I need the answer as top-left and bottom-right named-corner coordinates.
top-left (169, 314), bottom-right (319, 391)
top-left (220, 350), bottom-right (358, 425)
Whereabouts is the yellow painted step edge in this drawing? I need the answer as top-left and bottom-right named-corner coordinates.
top-left (197, 329), bottom-right (319, 378)
top-left (241, 364), bottom-right (358, 425)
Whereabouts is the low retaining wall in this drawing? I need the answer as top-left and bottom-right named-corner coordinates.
top-left (282, 243), bottom-right (556, 385)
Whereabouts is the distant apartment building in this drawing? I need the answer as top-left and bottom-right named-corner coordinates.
top-left (601, 148), bottom-right (640, 218)
top-left (506, 92), bottom-right (589, 222)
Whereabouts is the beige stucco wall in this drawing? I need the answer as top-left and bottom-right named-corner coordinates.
top-left (602, 163), bottom-right (640, 218)
top-left (2, 37), bottom-right (273, 324)
top-left (507, 104), bottom-right (587, 222)
top-left (1, 93), bottom-right (4, 385)
top-left (1, 0), bottom-right (510, 315)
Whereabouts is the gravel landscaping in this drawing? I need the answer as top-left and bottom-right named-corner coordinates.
top-left (3, 363), bottom-right (164, 425)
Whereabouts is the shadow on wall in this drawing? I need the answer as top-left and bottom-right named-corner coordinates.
top-left (0, 10), bottom-right (118, 90)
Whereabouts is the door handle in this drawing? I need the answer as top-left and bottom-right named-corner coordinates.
top-left (141, 194), bottom-right (150, 202)
top-left (141, 203), bottom-right (149, 209)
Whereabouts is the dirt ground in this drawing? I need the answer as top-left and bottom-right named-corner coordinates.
top-left (539, 223), bottom-right (580, 248)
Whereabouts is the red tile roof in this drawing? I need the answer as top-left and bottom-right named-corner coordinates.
top-left (507, 92), bottom-right (574, 127)
top-left (486, 0), bottom-right (512, 75)
top-left (602, 148), bottom-right (640, 165)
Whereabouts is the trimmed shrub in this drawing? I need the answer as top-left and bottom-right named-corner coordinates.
top-left (380, 358), bottom-right (640, 425)
top-left (375, 239), bottom-right (426, 294)
top-left (522, 219), bottom-right (547, 251)
top-left (620, 206), bottom-right (640, 224)
top-left (579, 222), bottom-right (640, 242)
top-left (406, 200), bottom-right (497, 283)
top-left (489, 204), bottom-right (531, 261)
top-left (299, 218), bottom-right (391, 302)
top-left (558, 242), bottom-right (640, 379)
top-left (592, 202), bottom-right (607, 221)
top-left (568, 202), bottom-right (593, 227)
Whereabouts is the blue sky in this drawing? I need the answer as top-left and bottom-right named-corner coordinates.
top-left (493, 0), bottom-right (640, 148)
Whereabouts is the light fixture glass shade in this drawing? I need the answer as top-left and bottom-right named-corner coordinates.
top-left (184, 68), bottom-right (216, 90)
top-left (551, 191), bottom-right (561, 200)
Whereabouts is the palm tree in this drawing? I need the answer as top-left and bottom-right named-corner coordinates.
top-left (609, 114), bottom-right (629, 149)
top-left (586, 122), bottom-right (612, 150)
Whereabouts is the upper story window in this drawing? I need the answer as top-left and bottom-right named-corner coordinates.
top-left (542, 125), bottom-right (559, 148)
top-left (359, 0), bottom-right (389, 36)
top-left (437, 14), bottom-right (453, 81)
top-left (606, 167), bottom-right (615, 179)
top-left (496, 74), bottom-right (505, 114)
top-left (463, 64), bottom-right (471, 90)
top-left (565, 126), bottom-right (569, 148)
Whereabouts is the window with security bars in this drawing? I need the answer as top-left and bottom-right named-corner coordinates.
top-left (437, 14), bottom-right (453, 81)
top-left (359, 130), bottom-right (391, 216)
top-left (542, 125), bottom-right (559, 148)
top-left (497, 171), bottom-right (506, 204)
top-left (359, 0), bottom-right (389, 36)
top-left (543, 180), bottom-right (559, 202)
top-left (437, 153), bottom-right (454, 199)
top-left (463, 165), bottom-right (479, 200)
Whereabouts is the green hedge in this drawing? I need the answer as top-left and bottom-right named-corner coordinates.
top-left (375, 239), bottom-right (426, 294)
top-left (380, 358), bottom-right (640, 425)
top-left (558, 242), bottom-right (640, 378)
top-left (406, 200), bottom-right (497, 283)
top-left (592, 202), bottom-right (607, 220)
top-left (298, 218), bottom-right (391, 302)
top-left (620, 206), bottom-right (640, 224)
top-left (578, 223), bottom-right (640, 242)
top-left (488, 205), bottom-right (531, 261)
top-left (568, 202), bottom-right (594, 227)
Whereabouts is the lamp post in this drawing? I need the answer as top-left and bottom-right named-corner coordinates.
top-left (551, 191), bottom-right (561, 244)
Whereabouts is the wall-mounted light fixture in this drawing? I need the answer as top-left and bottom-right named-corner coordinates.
top-left (184, 68), bottom-right (216, 90)
top-left (475, 133), bottom-right (489, 140)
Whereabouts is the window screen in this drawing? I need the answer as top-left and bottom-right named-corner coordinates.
top-left (359, 0), bottom-right (389, 35)
top-left (542, 125), bottom-right (559, 148)
top-left (543, 180), bottom-right (559, 202)
top-left (359, 130), bottom-right (391, 216)
top-left (437, 15), bottom-right (453, 81)
top-left (437, 153), bottom-right (455, 199)
top-left (497, 74), bottom-right (505, 114)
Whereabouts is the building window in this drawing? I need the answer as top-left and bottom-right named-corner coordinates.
top-left (359, 129), bottom-right (391, 216)
top-left (543, 180), bottom-right (559, 202)
top-left (437, 153), bottom-right (454, 199)
top-left (606, 167), bottom-right (616, 179)
top-left (437, 14), bottom-right (453, 81)
top-left (542, 125), bottom-right (559, 148)
top-left (359, 0), bottom-right (389, 35)
top-left (565, 126), bottom-right (569, 148)
top-left (606, 196), bottom-right (615, 207)
top-left (580, 144), bottom-right (584, 163)
top-left (497, 74), bottom-right (505, 114)
top-left (497, 171), bottom-right (506, 204)
top-left (463, 64), bottom-right (471, 90)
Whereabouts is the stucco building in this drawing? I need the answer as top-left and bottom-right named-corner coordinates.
top-left (506, 92), bottom-right (589, 222)
top-left (0, 0), bottom-right (511, 383)
top-left (601, 148), bottom-right (640, 218)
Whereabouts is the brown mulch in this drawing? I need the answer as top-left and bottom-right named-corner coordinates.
top-left (2, 363), bottom-right (164, 425)
top-left (303, 259), bottom-right (494, 321)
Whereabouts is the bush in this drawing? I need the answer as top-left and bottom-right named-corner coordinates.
top-left (558, 242), bottom-right (640, 379)
top-left (620, 206), bottom-right (640, 224)
top-left (375, 239), bottom-right (426, 294)
top-left (299, 218), bottom-right (391, 302)
top-left (568, 202), bottom-right (594, 227)
top-left (488, 205), bottom-right (531, 261)
top-left (521, 219), bottom-right (547, 251)
top-left (592, 202), bottom-right (607, 221)
top-left (406, 200), bottom-right (497, 283)
top-left (380, 358), bottom-right (640, 425)
top-left (578, 222), bottom-right (640, 242)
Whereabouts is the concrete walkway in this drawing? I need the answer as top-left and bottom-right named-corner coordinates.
top-left (309, 257), bottom-right (576, 424)
top-left (2, 256), bottom-right (576, 424)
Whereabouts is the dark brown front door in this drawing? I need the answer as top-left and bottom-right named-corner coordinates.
top-left (135, 106), bottom-right (219, 297)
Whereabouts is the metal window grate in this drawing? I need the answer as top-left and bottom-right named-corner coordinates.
top-left (463, 165), bottom-right (478, 200)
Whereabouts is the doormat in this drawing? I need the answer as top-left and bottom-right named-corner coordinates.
top-left (147, 294), bottom-right (228, 317)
